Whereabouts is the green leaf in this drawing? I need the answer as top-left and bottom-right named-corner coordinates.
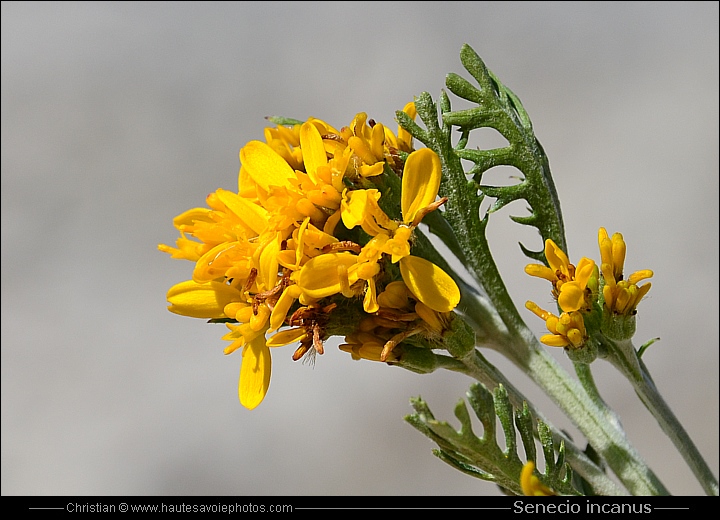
top-left (264, 115), bottom-right (304, 126)
top-left (406, 384), bottom-right (581, 496)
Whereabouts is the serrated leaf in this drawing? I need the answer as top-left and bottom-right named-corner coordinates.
top-left (538, 420), bottom-right (556, 474)
top-left (494, 385), bottom-right (517, 457)
top-left (515, 402), bottom-right (537, 463)
top-left (406, 386), bottom-right (582, 496)
top-left (467, 382), bottom-right (496, 439)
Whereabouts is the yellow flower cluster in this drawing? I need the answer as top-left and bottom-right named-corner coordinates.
top-left (525, 229), bottom-right (652, 349)
top-left (525, 239), bottom-right (596, 349)
top-left (339, 281), bottom-right (451, 363)
top-left (159, 104), bottom-right (461, 409)
top-left (598, 228), bottom-right (653, 316)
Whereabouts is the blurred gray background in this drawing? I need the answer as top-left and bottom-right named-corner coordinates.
top-left (2, 1), bottom-right (717, 496)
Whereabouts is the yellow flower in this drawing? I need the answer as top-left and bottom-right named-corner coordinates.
top-left (166, 280), bottom-right (245, 319)
top-left (161, 123), bottom-right (334, 409)
top-left (339, 335), bottom-right (400, 363)
top-left (395, 101), bottom-right (417, 153)
top-left (520, 461), bottom-right (556, 496)
top-left (525, 301), bottom-right (586, 349)
top-left (525, 239), bottom-right (596, 313)
top-left (160, 107), bottom-right (434, 409)
top-left (300, 147), bottom-right (459, 313)
top-left (338, 103), bottom-right (417, 178)
top-left (598, 228), bottom-right (653, 315)
top-left (338, 281), bottom-right (453, 362)
top-left (237, 330), bottom-right (272, 410)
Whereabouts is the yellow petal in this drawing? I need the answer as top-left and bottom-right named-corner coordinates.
top-left (598, 227), bottom-right (610, 248)
top-left (415, 301), bottom-right (443, 334)
top-left (399, 256), bottom-right (460, 313)
top-left (341, 189), bottom-right (375, 230)
top-left (226, 321), bottom-right (266, 345)
top-left (269, 286), bottom-right (297, 331)
top-left (566, 328), bottom-right (585, 348)
top-left (544, 239), bottom-right (570, 277)
top-left (611, 232), bottom-right (626, 279)
top-left (257, 232), bottom-right (282, 290)
top-left (172, 207), bottom-right (213, 229)
top-left (397, 102), bottom-right (416, 151)
top-left (358, 162), bottom-right (385, 178)
top-left (299, 122), bottom-right (328, 183)
top-left (239, 334), bottom-right (271, 410)
top-left (603, 285), bottom-right (615, 310)
top-left (628, 269), bottom-right (653, 285)
top-left (192, 241), bottom-right (241, 282)
top-left (574, 257), bottom-right (596, 287)
top-left (521, 461), bottom-right (555, 496)
top-left (525, 300), bottom-right (552, 321)
top-left (401, 148), bottom-right (441, 224)
top-left (266, 327), bottom-right (308, 347)
top-left (370, 122), bottom-right (385, 160)
top-left (599, 237), bottom-right (613, 274)
top-left (297, 252), bottom-right (359, 299)
top-left (540, 333), bottom-right (569, 348)
top-left (348, 135), bottom-right (376, 165)
top-left (600, 262), bottom-right (616, 290)
top-left (166, 280), bottom-right (242, 318)
top-left (524, 264), bottom-right (556, 282)
top-left (300, 221), bottom-right (338, 251)
top-left (249, 303), bottom-right (271, 332)
top-left (323, 209), bottom-right (342, 236)
top-left (293, 217), bottom-right (311, 268)
top-left (558, 282), bottom-right (585, 312)
top-left (240, 140), bottom-right (295, 192)
top-left (377, 281), bottom-right (410, 309)
top-left (214, 188), bottom-right (269, 235)
top-left (363, 276), bottom-right (379, 313)
top-left (632, 282), bottom-right (652, 309)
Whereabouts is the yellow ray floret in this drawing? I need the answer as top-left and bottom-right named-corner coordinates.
top-left (166, 280), bottom-right (245, 319)
top-left (525, 239), bottom-right (596, 313)
top-left (400, 256), bottom-right (460, 313)
top-left (401, 148), bottom-right (442, 225)
top-left (526, 300), bottom-right (586, 349)
top-left (239, 332), bottom-right (272, 410)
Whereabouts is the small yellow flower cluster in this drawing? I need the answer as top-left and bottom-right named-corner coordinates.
top-left (525, 300), bottom-right (587, 349)
top-left (339, 281), bottom-right (451, 363)
top-left (525, 239), bottom-right (596, 349)
top-left (159, 104), bottom-right (460, 409)
top-left (598, 228), bottom-right (653, 316)
top-left (525, 229), bottom-right (652, 349)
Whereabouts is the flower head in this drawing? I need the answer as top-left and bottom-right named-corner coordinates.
top-left (598, 227), bottom-right (653, 315)
top-left (160, 106), bottom-right (461, 408)
top-left (525, 301), bottom-right (586, 349)
top-left (305, 146), bottom-right (459, 314)
top-left (525, 239), bottom-right (596, 313)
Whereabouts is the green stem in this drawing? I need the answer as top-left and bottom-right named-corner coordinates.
top-left (427, 219), bottom-right (667, 493)
top-left (604, 341), bottom-right (719, 496)
top-left (432, 198), bottom-right (667, 493)
top-left (514, 341), bottom-right (669, 495)
top-left (574, 362), bottom-right (624, 429)
top-left (401, 51), bottom-right (671, 496)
